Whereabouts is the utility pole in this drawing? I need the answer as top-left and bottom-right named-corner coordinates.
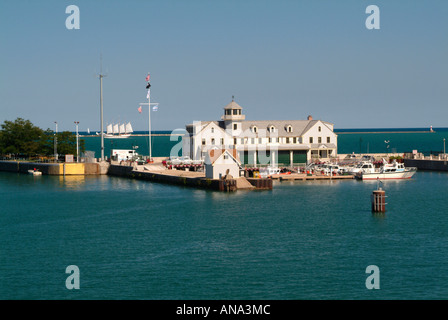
top-left (54, 121), bottom-right (58, 162)
top-left (148, 78), bottom-right (152, 161)
top-left (98, 55), bottom-right (107, 161)
top-left (74, 121), bottom-right (79, 162)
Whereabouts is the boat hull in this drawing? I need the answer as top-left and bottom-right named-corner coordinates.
top-left (104, 134), bottom-right (131, 139)
top-left (357, 169), bottom-right (417, 180)
top-left (28, 170), bottom-right (42, 176)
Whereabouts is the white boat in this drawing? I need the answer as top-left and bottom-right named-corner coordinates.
top-left (356, 160), bottom-right (417, 180)
top-left (347, 161), bottom-right (376, 175)
top-left (260, 166), bottom-right (281, 178)
top-left (28, 169), bottom-right (42, 176)
top-left (104, 122), bottom-right (133, 139)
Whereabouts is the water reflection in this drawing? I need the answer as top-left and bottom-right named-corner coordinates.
top-left (58, 175), bottom-right (85, 190)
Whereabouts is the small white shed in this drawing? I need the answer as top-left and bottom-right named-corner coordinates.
top-left (205, 149), bottom-right (242, 180)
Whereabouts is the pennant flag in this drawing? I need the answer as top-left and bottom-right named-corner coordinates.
top-left (152, 106), bottom-right (158, 112)
top-left (138, 106), bottom-right (142, 113)
top-left (146, 89), bottom-right (150, 99)
top-left (145, 73), bottom-right (150, 81)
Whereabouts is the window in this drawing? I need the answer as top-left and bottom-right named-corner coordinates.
top-left (327, 137), bottom-right (330, 143)
top-left (268, 125), bottom-right (276, 133)
top-left (318, 126), bottom-right (322, 132)
top-left (258, 138), bottom-right (262, 144)
top-left (293, 137), bottom-right (297, 144)
top-left (268, 137), bottom-right (272, 143)
top-left (233, 123), bottom-right (238, 130)
top-left (225, 110), bottom-right (231, 115)
top-left (202, 138), bottom-right (206, 145)
top-left (220, 138), bottom-right (224, 145)
top-left (318, 137), bottom-right (322, 143)
top-left (211, 138), bottom-right (215, 145)
top-left (309, 137), bottom-right (313, 143)
top-left (223, 155), bottom-right (229, 160)
top-left (251, 138), bottom-right (255, 144)
top-left (233, 138), bottom-right (237, 145)
top-left (286, 137), bottom-right (290, 144)
top-left (252, 126), bottom-right (258, 133)
top-left (211, 127), bottom-right (214, 133)
top-left (233, 109), bottom-right (238, 115)
top-left (285, 125), bottom-right (293, 133)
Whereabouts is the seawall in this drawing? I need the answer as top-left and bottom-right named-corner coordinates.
top-left (404, 159), bottom-right (448, 171)
top-left (0, 161), bottom-right (108, 175)
top-left (107, 165), bottom-right (272, 191)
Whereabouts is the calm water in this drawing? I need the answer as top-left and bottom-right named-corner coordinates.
top-left (81, 128), bottom-right (448, 158)
top-left (1, 170), bottom-right (447, 299)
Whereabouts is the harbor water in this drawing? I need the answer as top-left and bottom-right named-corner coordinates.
top-left (1, 170), bottom-right (447, 299)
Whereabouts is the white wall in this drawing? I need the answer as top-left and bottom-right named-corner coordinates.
top-left (302, 121), bottom-right (337, 148)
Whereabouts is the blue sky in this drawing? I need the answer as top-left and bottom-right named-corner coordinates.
top-left (1, 0), bottom-right (447, 131)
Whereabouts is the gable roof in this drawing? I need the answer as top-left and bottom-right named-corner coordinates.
top-left (240, 120), bottom-right (319, 136)
top-left (206, 149), bottom-right (241, 165)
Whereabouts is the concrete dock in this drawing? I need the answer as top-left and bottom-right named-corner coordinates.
top-left (404, 158), bottom-right (448, 171)
top-left (108, 162), bottom-right (272, 191)
top-left (0, 160), bottom-right (109, 175)
top-left (270, 173), bottom-right (355, 181)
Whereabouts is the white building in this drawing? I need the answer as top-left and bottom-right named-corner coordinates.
top-left (204, 149), bottom-right (242, 180)
top-left (183, 99), bottom-right (338, 167)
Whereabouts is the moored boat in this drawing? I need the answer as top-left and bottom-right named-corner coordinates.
top-left (28, 169), bottom-right (42, 176)
top-left (356, 160), bottom-right (417, 180)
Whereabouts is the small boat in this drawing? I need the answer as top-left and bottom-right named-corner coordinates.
top-left (259, 166), bottom-right (281, 178)
top-left (28, 169), bottom-right (42, 176)
top-left (356, 160), bottom-right (417, 180)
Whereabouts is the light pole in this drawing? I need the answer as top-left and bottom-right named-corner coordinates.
top-left (98, 54), bottom-right (107, 161)
top-left (444, 138), bottom-right (446, 156)
top-left (74, 121), bottom-right (79, 162)
top-left (54, 121), bottom-right (58, 162)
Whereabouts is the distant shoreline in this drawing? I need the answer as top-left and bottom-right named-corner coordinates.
top-left (336, 131), bottom-right (435, 134)
top-left (79, 131), bottom-right (436, 137)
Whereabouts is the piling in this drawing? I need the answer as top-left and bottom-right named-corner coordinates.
top-left (371, 188), bottom-right (386, 212)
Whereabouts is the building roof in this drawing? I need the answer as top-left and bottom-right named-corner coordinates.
top-left (223, 101), bottom-right (243, 110)
top-left (206, 149), bottom-right (241, 165)
top-left (240, 120), bottom-right (322, 136)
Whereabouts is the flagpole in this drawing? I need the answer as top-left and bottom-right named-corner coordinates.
top-left (148, 87), bottom-right (152, 161)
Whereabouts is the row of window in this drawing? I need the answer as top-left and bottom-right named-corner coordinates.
top-left (201, 136), bottom-right (331, 145)
top-left (224, 109), bottom-right (243, 116)
top-left (310, 137), bottom-right (331, 144)
top-left (213, 124), bottom-right (325, 134)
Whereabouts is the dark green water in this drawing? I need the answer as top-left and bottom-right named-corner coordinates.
top-left (1, 171), bottom-right (447, 299)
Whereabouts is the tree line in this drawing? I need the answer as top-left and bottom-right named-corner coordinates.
top-left (0, 118), bottom-right (85, 158)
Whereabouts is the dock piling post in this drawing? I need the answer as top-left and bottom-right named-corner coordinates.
top-left (371, 187), bottom-right (386, 212)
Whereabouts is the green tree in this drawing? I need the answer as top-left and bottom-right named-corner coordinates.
top-left (0, 118), bottom-right (85, 158)
top-left (39, 130), bottom-right (85, 157)
top-left (55, 131), bottom-right (85, 156)
top-left (0, 118), bottom-right (45, 155)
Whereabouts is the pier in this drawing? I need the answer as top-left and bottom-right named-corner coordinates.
top-left (0, 160), bottom-right (109, 175)
top-left (108, 162), bottom-right (272, 192)
top-left (271, 173), bottom-right (355, 181)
